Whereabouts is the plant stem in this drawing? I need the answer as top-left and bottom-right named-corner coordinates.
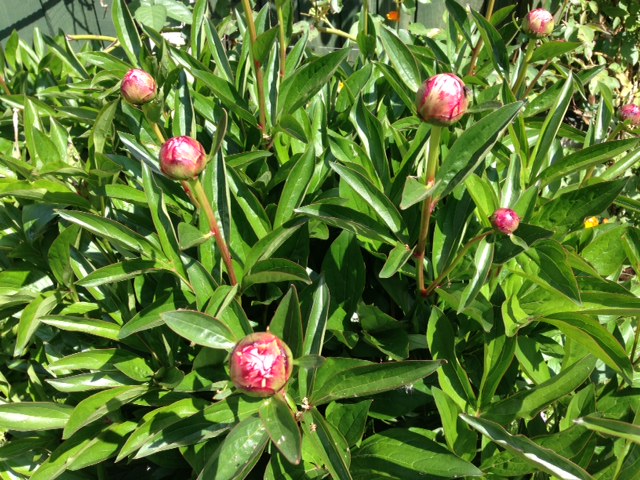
top-left (513, 40), bottom-right (536, 97)
top-left (277, 4), bottom-right (287, 79)
top-left (415, 126), bottom-right (442, 296)
top-left (467, 0), bottom-right (496, 76)
top-left (66, 34), bottom-right (118, 42)
top-left (315, 26), bottom-right (357, 42)
top-left (630, 317), bottom-right (640, 365)
top-left (0, 74), bottom-right (11, 95)
top-left (240, 0), bottom-right (267, 132)
top-left (522, 59), bottom-right (551, 98)
top-left (189, 178), bottom-right (238, 286)
top-left (424, 231), bottom-right (492, 297)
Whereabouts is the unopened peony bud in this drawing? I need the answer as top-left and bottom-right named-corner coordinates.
top-left (121, 69), bottom-right (157, 105)
top-left (230, 332), bottom-right (293, 397)
top-left (159, 136), bottom-right (207, 180)
top-left (491, 208), bottom-right (520, 235)
top-left (619, 104), bottom-right (640, 126)
top-left (416, 73), bottom-right (469, 126)
top-left (522, 9), bottom-right (554, 38)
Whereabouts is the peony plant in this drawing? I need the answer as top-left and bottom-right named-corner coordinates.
top-left (0, 0), bottom-right (639, 479)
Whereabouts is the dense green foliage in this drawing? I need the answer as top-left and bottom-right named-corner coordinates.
top-left (1, 0), bottom-right (640, 478)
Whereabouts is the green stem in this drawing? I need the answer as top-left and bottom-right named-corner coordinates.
top-left (513, 40), bottom-right (536, 97)
top-left (277, 4), bottom-right (287, 79)
top-left (189, 178), bottom-right (238, 286)
top-left (240, 0), bottom-right (267, 132)
top-left (415, 126), bottom-right (442, 296)
top-left (424, 231), bottom-right (492, 297)
top-left (467, 0), bottom-right (496, 76)
top-left (66, 34), bottom-right (118, 42)
top-left (630, 317), bottom-right (640, 365)
top-left (315, 26), bottom-right (357, 42)
top-left (522, 59), bottom-right (551, 98)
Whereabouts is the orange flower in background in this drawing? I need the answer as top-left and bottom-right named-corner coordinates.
top-left (584, 217), bottom-right (599, 228)
top-left (387, 11), bottom-right (400, 22)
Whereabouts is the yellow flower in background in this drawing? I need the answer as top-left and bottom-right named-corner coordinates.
top-left (387, 11), bottom-right (400, 22)
top-left (584, 216), bottom-right (599, 228)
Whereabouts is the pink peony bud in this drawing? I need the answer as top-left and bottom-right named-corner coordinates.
top-left (522, 9), bottom-right (555, 38)
top-left (121, 69), bottom-right (157, 105)
top-left (159, 136), bottom-right (207, 180)
top-left (416, 73), bottom-right (469, 126)
top-left (229, 332), bottom-right (293, 397)
top-left (491, 208), bottom-right (520, 235)
top-left (619, 104), bottom-right (640, 126)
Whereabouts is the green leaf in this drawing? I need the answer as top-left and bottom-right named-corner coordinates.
top-left (14, 292), bottom-right (59, 356)
top-left (135, 396), bottom-right (262, 459)
top-left (298, 277), bottom-right (330, 398)
top-left (161, 310), bottom-right (237, 349)
top-left (482, 355), bottom-right (596, 424)
top-left (399, 176), bottom-right (436, 210)
top-left (351, 427), bottom-right (483, 478)
top-left (458, 238), bottom-right (494, 312)
top-left (311, 360), bottom-right (444, 405)
top-left (191, 69), bottom-right (257, 127)
top-left (541, 313), bottom-right (633, 383)
top-left (40, 316), bottom-right (120, 340)
top-left (461, 414), bottom-right (595, 480)
top-left (470, 10), bottom-right (509, 79)
top-left (530, 41), bottom-right (581, 63)
top-left (75, 259), bottom-right (166, 288)
top-left (93, 100), bottom-right (118, 154)
top-left (521, 240), bottom-right (580, 302)
top-left (260, 396), bottom-right (302, 465)
top-left (529, 74), bottom-right (573, 179)
top-left (379, 243), bottom-right (414, 279)
top-left (432, 387), bottom-right (477, 460)
top-left (0, 402), bottom-right (73, 431)
top-left (134, 5), bottom-right (167, 31)
top-left (581, 224), bottom-right (629, 277)
top-left (322, 231), bottom-right (365, 313)
top-left (378, 27), bottom-right (422, 92)
top-left (197, 415), bottom-right (268, 480)
top-left (269, 286), bottom-right (303, 358)
top-left (31, 421), bottom-right (135, 480)
top-left (173, 70), bottom-right (196, 138)
top-left (253, 27), bottom-right (278, 66)
top-left (296, 203), bottom-right (396, 245)
top-left (426, 307), bottom-right (476, 410)
top-left (574, 415), bottom-right (640, 444)
top-left (242, 258), bottom-right (311, 291)
top-left (350, 96), bottom-right (389, 185)
top-left (58, 210), bottom-right (161, 258)
top-left (112, 0), bottom-right (142, 67)
top-left (330, 162), bottom-right (404, 239)
top-left (278, 48), bottom-right (349, 118)
top-left (325, 400), bottom-right (372, 448)
top-left (63, 386), bottom-right (147, 439)
top-left (533, 179), bottom-right (627, 232)
top-left (435, 102), bottom-right (524, 199)
top-left (274, 147), bottom-right (315, 227)
top-left (537, 139), bottom-right (639, 186)
top-left (178, 222), bottom-right (212, 249)
top-left (302, 408), bottom-right (352, 480)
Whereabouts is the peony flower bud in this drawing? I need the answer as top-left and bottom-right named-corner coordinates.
top-left (491, 208), bottom-right (520, 235)
top-left (619, 104), bottom-right (640, 126)
top-left (121, 69), bottom-right (157, 105)
top-left (416, 73), bottom-right (469, 126)
top-left (159, 136), bottom-right (207, 180)
top-left (229, 332), bottom-right (293, 397)
top-left (522, 9), bottom-right (554, 38)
